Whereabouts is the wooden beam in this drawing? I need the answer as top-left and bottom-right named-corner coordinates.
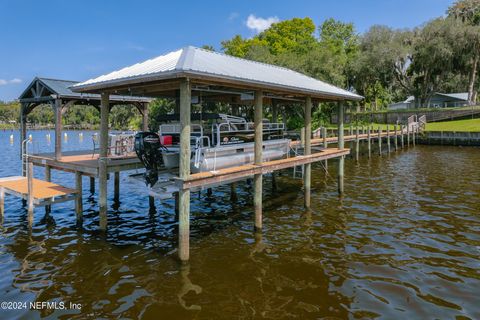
top-left (178, 79), bottom-right (191, 262)
top-left (180, 149), bottom-right (350, 190)
top-left (254, 90), bottom-right (263, 230)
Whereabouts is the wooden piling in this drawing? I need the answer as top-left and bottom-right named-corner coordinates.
top-left (378, 126), bottom-right (382, 155)
top-left (394, 125), bottom-right (398, 150)
top-left (355, 125), bottom-right (359, 162)
top-left (322, 127), bottom-right (328, 172)
top-left (99, 92), bottom-right (109, 231)
top-left (114, 171), bottom-right (120, 202)
top-left (19, 104), bottom-right (26, 160)
top-left (27, 161), bottom-right (34, 224)
top-left (407, 124), bottom-right (410, 147)
top-left (401, 125), bottom-right (405, 148)
top-left (413, 125), bottom-right (416, 147)
top-left (178, 79), bottom-right (191, 262)
top-left (367, 126), bottom-right (371, 158)
top-left (337, 103), bottom-right (345, 194)
top-left (54, 99), bottom-right (63, 160)
top-left (254, 90), bottom-right (263, 229)
top-left (45, 165), bottom-right (51, 214)
top-left (89, 177), bottom-right (95, 194)
top-left (304, 96), bottom-right (312, 208)
top-left (75, 171), bottom-right (83, 222)
top-left (349, 125), bottom-right (354, 158)
top-left (0, 187), bottom-right (4, 220)
top-left (387, 125), bottom-right (391, 154)
top-left (230, 182), bottom-right (238, 202)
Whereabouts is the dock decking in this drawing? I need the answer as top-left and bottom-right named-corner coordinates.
top-left (29, 151), bottom-right (142, 176)
top-left (0, 176), bottom-right (77, 218)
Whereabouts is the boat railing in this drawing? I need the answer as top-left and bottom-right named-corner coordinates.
top-left (159, 123), bottom-right (204, 137)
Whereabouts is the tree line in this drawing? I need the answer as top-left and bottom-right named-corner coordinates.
top-left (219, 0), bottom-right (480, 110)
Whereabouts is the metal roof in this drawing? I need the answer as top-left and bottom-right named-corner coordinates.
top-left (436, 92), bottom-right (468, 101)
top-left (72, 46), bottom-right (363, 101)
top-left (19, 77), bottom-right (152, 103)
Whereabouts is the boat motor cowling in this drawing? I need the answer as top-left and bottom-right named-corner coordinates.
top-left (134, 132), bottom-right (163, 187)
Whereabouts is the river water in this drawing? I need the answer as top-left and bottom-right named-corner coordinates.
top-left (0, 130), bottom-right (479, 319)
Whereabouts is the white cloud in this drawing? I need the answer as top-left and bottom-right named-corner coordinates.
top-left (0, 78), bottom-right (21, 86)
top-left (246, 14), bottom-right (279, 33)
top-left (228, 12), bottom-right (239, 21)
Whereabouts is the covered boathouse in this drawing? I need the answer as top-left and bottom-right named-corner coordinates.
top-left (71, 46), bottom-right (363, 262)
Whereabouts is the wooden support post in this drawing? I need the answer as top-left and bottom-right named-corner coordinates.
top-left (178, 79), bottom-right (191, 262)
top-left (0, 187), bottom-right (4, 221)
top-left (230, 182), bottom-right (238, 202)
top-left (75, 171), bottom-right (83, 223)
top-left (45, 165), bottom-right (51, 214)
top-left (401, 125), bottom-right (405, 148)
top-left (337, 103), bottom-right (345, 194)
top-left (322, 127), bottom-right (328, 172)
top-left (254, 90), bottom-right (263, 229)
top-left (367, 126), bottom-right (371, 158)
top-left (149, 195), bottom-right (155, 209)
top-left (99, 93), bottom-right (109, 231)
top-left (304, 96), bottom-right (312, 208)
top-left (300, 127), bottom-right (305, 147)
top-left (349, 125), bottom-right (354, 158)
top-left (27, 161), bottom-right (34, 225)
top-left (114, 171), bottom-right (120, 203)
top-left (89, 177), bottom-right (95, 194)
top-left (413, 126), bottom-right (416, 147)
top-left (407, 124), bottom-right (410, 147)
top-left (355, 125), bottom-right (360, 162)
top-left (142, 104), bottom-right (149, 131)
top-left (54, 99), bottom-right (62, 160)
top-left (378, 126), bottom-right (382, 155)
top-left (19, 103), bottom-right (27, 160)
top-left (387, 125), bottom-right (391, 154)
top-left (394, 125), bottom-right (398, 150)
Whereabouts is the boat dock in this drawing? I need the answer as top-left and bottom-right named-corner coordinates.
top-left (3, 47), bottom-right (423, 263)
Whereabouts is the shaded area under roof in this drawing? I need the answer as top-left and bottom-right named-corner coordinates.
top-left (72, 46), bottom-right (363, 102)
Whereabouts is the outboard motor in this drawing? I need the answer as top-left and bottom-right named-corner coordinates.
top-left (134, 132), bottom-right (163, 187)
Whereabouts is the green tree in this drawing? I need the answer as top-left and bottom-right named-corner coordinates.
top-left (448, 0), bottom-right (480, 104)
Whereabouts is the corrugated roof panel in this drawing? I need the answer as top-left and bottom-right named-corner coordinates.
top-left (79, 49), bottom-right (182, 86)
top-left (73, 46), bottom-right (363, 101)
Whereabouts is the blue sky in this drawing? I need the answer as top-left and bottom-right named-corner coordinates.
top-left (0, 0), bottom-right (454, 101)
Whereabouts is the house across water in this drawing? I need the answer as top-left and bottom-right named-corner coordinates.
top-left (388, 92), bottom-right (469, 110)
